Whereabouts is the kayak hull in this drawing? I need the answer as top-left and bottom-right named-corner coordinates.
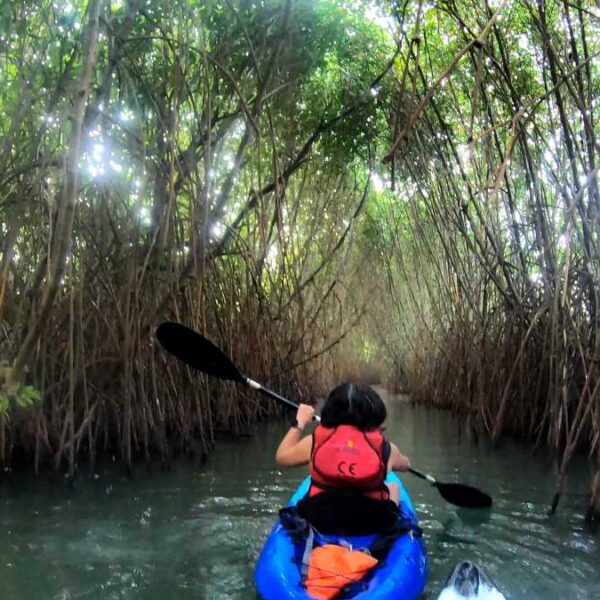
top-left (255, 473), bottom-right (427, 599)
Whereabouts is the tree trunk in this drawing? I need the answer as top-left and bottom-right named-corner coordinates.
top-left (9, 0), bottom-right (103, 384)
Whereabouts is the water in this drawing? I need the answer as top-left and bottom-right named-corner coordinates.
top-left (1, 390), bottom-right (599, 599)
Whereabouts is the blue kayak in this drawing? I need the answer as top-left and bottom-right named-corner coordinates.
top-left (255, 473), bottom-right (427, 599)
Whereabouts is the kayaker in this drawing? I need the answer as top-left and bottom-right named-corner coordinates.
top-left (275, 382), bottom-right (411, 535)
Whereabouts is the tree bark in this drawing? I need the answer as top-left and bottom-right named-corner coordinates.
top-left (9, 0), bottom-right (103, 384)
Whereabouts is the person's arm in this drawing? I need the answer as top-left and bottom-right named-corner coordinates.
top-left (275, 404), bottom-right (314, 467)
top-left (388, 442), bottom-right (411, 472)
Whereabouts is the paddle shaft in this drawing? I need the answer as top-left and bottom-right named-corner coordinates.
top-left (245, 377), bottom-right (312, 414)
top-left (245, 377), bottom-right (323, 421)
top-left (408, 467), bottom-right (436, 484)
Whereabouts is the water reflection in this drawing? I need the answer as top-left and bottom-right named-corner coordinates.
top-left (0, 390), bottom-right (599, 599)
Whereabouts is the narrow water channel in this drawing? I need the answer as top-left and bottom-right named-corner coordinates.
top-left (1, 390), bottom-right (599, 599)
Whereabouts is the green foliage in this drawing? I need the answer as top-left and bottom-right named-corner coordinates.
top-left (16, 385), bottom-right (41, 408)
top-left (0, 379), bottom-right (41, 418)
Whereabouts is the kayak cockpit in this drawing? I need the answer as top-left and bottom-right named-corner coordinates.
top-left (255, 473), bottom-right (427, 599)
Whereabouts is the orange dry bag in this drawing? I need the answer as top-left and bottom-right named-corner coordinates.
top-left (305, 544), bottom-right (378, 600)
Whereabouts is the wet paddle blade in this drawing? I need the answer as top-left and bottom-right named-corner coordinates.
top-left (156, 322), bottom-right (245, 382)
top-left (435, 482), bottom-right (492, 509)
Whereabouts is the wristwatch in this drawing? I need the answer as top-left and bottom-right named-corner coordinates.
top-left (290, 419), bottom-right (305, 431)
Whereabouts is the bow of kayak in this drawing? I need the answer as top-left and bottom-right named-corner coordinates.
top-left (255, 473), bottom-right (427, 599)
top-left (436, 561), bottom-right (507, 600)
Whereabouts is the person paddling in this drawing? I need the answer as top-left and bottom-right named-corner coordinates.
top-left (275, 382), bottom-right (411, 535)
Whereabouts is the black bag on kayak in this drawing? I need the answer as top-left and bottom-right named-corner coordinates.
top-left (296, 489), bottom-right (402, 536)
top-left (280, 495), bottom-right (422, 560)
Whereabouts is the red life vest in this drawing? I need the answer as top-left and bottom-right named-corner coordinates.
top-left (308, 424), bottom-right (389, 501)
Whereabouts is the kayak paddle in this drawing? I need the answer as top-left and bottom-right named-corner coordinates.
top-left (155, 321), bottom-right (299, 412)
top-left (407, 467), bottom-right (492, 508)
top-left (155, 321), bottom-right (493, 509)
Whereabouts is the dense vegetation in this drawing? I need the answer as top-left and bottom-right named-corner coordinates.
top-left (0, 0), bottom-right (598, 522)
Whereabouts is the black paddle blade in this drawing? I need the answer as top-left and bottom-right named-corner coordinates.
top-left (155, 322), bottom-right (245, 382)
top-left (435, 482), bottom-right (493, 509)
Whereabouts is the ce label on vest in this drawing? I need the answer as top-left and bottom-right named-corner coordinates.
top-left (337, 461), bottom-right (357, 476)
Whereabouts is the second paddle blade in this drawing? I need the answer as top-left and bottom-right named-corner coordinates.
top-left (435, 482), bottom-right (493, 509)
top-left (156, 322), bottom-right (245, 383)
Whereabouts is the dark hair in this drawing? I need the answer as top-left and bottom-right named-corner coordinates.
top-left (320, 382), bottom-right (386, 430)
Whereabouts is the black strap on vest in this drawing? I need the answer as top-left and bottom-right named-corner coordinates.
top-left (382, 440), bottom-right (391, 466)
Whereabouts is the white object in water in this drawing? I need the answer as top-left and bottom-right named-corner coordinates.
top-left (437, 561), bottom-right (507, 600)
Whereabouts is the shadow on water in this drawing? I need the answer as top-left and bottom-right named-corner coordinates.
top-left (0, 388), bottom-right (599, 599)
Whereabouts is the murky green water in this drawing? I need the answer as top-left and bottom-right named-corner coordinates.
top-left (1, 390), bottom-right (599, 599)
